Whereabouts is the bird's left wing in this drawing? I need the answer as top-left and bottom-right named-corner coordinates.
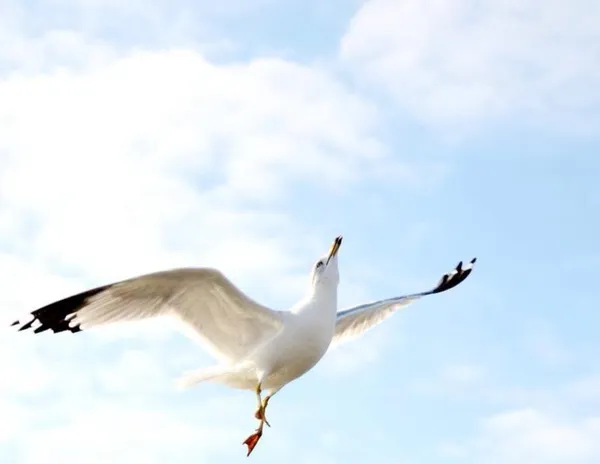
top-left (10, 267), bottom-right (284, 363)
top-left (331, 258), bottom-right (476, 346)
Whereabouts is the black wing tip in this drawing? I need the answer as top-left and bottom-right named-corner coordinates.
top-left (11, 315), bottom-right (83, 335)
top-left (11, 285), bottom-right (108, 335)
top-left (432, 257), bottom-right (477, 294)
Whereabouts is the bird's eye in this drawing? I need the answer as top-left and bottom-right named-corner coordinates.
top-left (316, 260), bottom-right (324, 269)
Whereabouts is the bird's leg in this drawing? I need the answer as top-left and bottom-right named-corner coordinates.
top-left (253, 383), bottom-right (271, 427)
top-left (254, 386), bottom-right (280, 426)
top-left (254, 394), bottom-right (271, 426)
top-left (243, 383), bottom-right (268, 456)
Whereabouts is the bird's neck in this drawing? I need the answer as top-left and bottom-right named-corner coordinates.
top-left (294, 283), bottom-right (338, 317)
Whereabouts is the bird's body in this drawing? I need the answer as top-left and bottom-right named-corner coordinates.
top-left (250, 290), bottom-right (338, 390)
top-left (10, 235), bottom-right (476, 456)
top-left (189, 290), bottom-right (338, 392)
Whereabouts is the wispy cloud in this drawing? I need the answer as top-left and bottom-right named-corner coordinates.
top-left (340, 0), bottom-right (600, 134)
top-left (443, 408), bottom-right (600, 464)
top-left (0, 43), bottom-right (384, 288)
top-left (19, 402), bottom-right (243, 464)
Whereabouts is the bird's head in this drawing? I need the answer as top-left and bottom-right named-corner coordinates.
top-left (311, 235), bottom-right (342, 289)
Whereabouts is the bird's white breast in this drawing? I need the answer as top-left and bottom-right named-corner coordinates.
top-left (256, 298), bottom-right (337, 390)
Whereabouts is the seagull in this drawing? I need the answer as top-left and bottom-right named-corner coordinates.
top-left (11, 235), bottom-right (476, 456)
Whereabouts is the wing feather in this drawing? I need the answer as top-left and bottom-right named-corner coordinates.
top-left (331, 258), bottom-right (476, 346)
top-left (11, 268), bottom-right (283, 362)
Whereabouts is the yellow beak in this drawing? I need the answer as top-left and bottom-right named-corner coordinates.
top-left (326, 235), bottom-right (343, 264)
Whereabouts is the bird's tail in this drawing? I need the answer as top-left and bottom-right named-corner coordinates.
top-left (175, 362), bottom-right (256, 390)
top-left (175, 365), bottom-right (232, 389)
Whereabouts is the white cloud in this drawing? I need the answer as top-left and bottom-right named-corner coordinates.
top-left (19, 402), bottom-right (243, 464)
top-left (341, 0), bottom-right (600, 133)
top-left (0, 0), bottom-right (259, 71)
top-left (450, 408), bottom-right (600, 464)
top-left (0, 42), bottom-right (384, 292)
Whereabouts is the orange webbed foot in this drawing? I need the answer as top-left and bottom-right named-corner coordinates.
top-left (243, 428), bottom-right (263, 456)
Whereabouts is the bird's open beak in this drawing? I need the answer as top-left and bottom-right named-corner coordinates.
top-left (326, 235), bottom-right (343, 264)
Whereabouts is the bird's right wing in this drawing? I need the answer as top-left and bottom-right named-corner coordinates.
top-left (331, 258), bottom-right (476, 347)
top-left (11, 268), bottom-right (284, 363)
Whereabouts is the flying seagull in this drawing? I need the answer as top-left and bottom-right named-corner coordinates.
top-left (11, 236), bottom-right (476, 456)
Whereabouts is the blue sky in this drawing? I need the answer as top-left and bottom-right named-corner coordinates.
top-left (0, 0), bottom-right (599, 462)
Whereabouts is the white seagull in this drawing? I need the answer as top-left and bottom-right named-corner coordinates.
top-left (11, 235), bottom-right (476, 456)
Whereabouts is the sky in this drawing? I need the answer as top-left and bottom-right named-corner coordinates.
top-left (0, 0), bottom-right (599, 462)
